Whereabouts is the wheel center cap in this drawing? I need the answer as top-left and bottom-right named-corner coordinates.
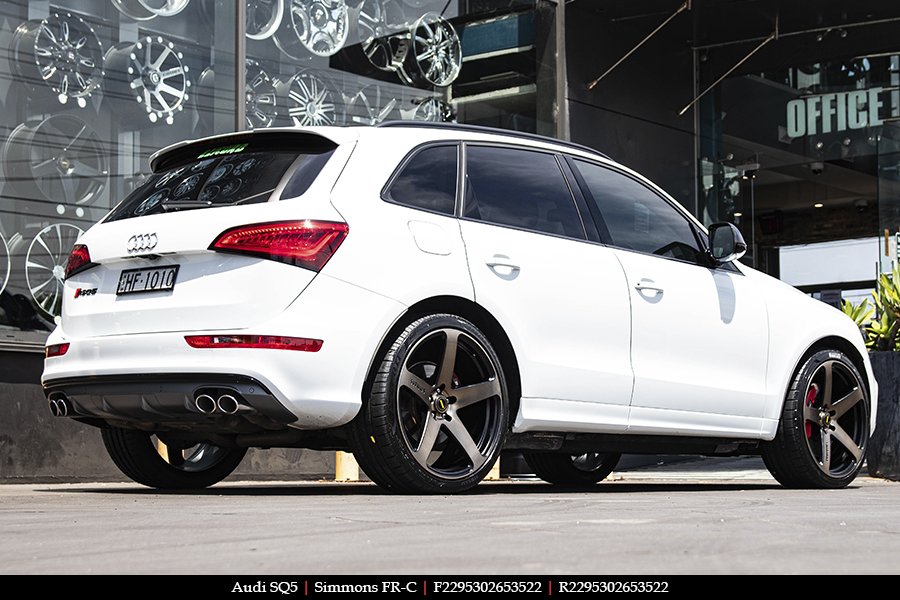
top-left (430, 389), bottom-right (450, 415)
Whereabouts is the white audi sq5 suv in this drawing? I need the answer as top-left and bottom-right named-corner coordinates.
top-left (42, 123), bottom-right (877, 493)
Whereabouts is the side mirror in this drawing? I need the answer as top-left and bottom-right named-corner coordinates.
top-left (708, 222), bottom-right (747, 265)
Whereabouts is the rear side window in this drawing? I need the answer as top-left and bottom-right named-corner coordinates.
top-left (106, 149), bottom-right (333, 222)
top-left (573, 159), bottom-right (703, 263)
top-left (386, 145), bottom-right (458, 215)
top-left (464, 146), bottom-right (584, 239)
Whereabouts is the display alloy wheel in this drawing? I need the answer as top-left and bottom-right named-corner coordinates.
top-left (102, 427), bottom-right (246, 489)
top-left (25, 222), bottom-right (84, 317)
top-left (104, 36), bottom-right (191, 125)
top-left (4, 115), bottom-right (109, 207)
top-left (357, 0), bottom-right (408, 72)
top-left (245, 59), bottom-right (278, 129)
top-left (0, 232), bottom-right (10, 297)
top-left (246, 0), bottom-right (284, 40)
top-left (11, 12), bottom-right (104, 108)
top-left (274, 0), bottom-right (350, 59)
top-left (343, 84), bottom-right (399, 125)
top-left (762, 350), bottom-right (869, 489)
top-left (398, 13), bottom-right (461, 87)
top-left (410, 96), bottom-right (455, 121)
top-left (111, 0), bottom-right (191, 21)
top-left (524, 451), bottom-right (620, 487)
top-left (349, 314), bottom-right (509, 494)
top-left (277, 70), bottom-right (340, 126)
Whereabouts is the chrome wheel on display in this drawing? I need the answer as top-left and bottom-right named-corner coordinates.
top-left (25, 223), bottom-right (84, 317)
top-left (246, 0), bottom-right (284, 40)
top-left (357, 0), bottom-right (408, 72)
top-left (274, 0), bottom-right (350, 59)
top-left (801, 360), bottom-right (868, 478)
top-left (344, 84), bottom-right (399, 125)
top-left (111, 0), bottom-right (191, 20)
top-left (410, 96), bottom-right (455, 122)
top-left (397, 327), bottom-right (505, 480)
top-left (104, 36), bottom-right (191, 125)
top-left (11, 12), bottom-right (104, 108)
top-left (0, 232), bottom-right (10, 297)
top-left (4, 115), bottom-right (109, 207)
top-left (399, 13), bottom-right (461, 87)
top-left (245, 59), bottom-right (278, 128)
top-left (278, 70), bottom-right (340, 126)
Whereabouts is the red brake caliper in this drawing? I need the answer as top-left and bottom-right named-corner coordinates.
top-left (805, 384), bottom-right (819, 439)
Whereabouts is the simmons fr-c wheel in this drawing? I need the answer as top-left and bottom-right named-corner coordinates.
top-left (349, 314), bottom-right (509, 494)
top-left (524, 452), bottom-right (620, 487)
top-left (762, 349), bottom-right (869, 489)
top-left (101, 427), bottom-right (246, 489)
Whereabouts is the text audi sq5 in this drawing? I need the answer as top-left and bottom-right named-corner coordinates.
top-left (42, 123), bottom-right (877, 493)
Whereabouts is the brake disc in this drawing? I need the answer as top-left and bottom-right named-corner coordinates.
top-left (111, 0), bottom-right (191, 20)
top-left (4, 115), bottom-right (109, 207)
top-left (357, 0), bottom-right (409, 72)
top-left (25, 223), bottom-right (84, 317)
top-left (246, 0), bottom-right (284, 40)
top-left (245, 59), bottom-right (278, 129)
top-left (11, 12), bottom-right (104, 108)
top-left (398, 12), bottom-right (461, 87)
top-left (278, 70), bottom-right (341, 126)
top-left (344, 84), bottom-right (400, 125)
top-left (103, 35), bottom-right (191, 125)
top-left (275, 0), bottom-right (350, 59)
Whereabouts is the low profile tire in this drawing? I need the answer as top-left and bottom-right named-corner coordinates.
top-left (524, 452), bottom-right (620, 487)
top-left (349, 314), bottom-right (510, 494)
top-left (762, 350), bottom-right (869, 489)
top-left (101, 427), bottom-right (247, 490)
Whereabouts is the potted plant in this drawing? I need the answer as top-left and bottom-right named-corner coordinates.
top-left (844, 265), bottom-right (900, 480)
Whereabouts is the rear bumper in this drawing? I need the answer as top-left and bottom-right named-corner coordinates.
top-left (43, 373), bottom-right (296, 430)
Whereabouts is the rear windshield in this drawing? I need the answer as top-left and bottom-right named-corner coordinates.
top-left (105, 149), bottom-right (333, 222)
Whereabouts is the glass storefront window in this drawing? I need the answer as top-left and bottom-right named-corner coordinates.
top-left (0, 0), bottom-right (558, 346)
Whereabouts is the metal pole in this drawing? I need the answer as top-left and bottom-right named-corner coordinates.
top-left (677, 30), bottom-right (776, 116)
top-left (235, 0), bottom-right (247, 131)
top-left (586, 0), bottom-right (691, 91)
top-left (555, 0), bottom-right (569, 140)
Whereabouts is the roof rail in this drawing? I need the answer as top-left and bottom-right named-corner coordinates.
top-left (377, 121), bottom-right (610, 160)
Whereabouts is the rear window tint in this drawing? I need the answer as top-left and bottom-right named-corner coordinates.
top-left (106, 149), bottom-right (331, 222)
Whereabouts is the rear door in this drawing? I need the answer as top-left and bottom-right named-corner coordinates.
top-left (570, 157), bottom-right (769, 436)
top-left (63, 131), bottom-right (353, 338)
top-left (459, 144), bottom-right (633, 432)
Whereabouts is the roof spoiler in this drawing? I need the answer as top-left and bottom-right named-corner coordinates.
top-left (149, 129), bottom-right (341, 173)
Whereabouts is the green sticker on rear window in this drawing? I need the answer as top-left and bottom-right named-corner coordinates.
top-left (197, 143), bottom-right (248, 159)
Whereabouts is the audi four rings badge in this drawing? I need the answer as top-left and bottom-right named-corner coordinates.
top-left (127, 233), bottom-right (158, 253)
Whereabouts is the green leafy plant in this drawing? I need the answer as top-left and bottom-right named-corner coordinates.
top-left (842, 298), bottom-right (873, 329)
top-left (865, 265), bottom-right (900, 351)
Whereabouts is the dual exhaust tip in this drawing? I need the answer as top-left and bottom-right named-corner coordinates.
top-left (48, 396), bottom-right (70, 417)
top-left (195, 392), bottom-right (242, 415)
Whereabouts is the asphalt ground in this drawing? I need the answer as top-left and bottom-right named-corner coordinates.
top-left (1, 457), bottom-right (898, 574)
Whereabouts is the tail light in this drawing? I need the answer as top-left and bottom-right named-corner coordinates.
top-left (45, 343), bottom-right (70, 358)
top-left (210, 220), bottom-right (348, 272)
top-left (185, 335), bottom-right (323, 352)
top-left (65, 245), bottom-right (95, 279)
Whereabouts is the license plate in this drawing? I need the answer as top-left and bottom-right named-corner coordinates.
top-left (116, 265), bottom-right (179, 296)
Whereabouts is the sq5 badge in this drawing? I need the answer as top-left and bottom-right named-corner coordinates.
top-left (74, 287), bottom-right (97, 298)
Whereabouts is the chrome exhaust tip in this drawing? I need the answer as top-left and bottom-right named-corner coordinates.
top-left (217, 394), bottom-right (239, 415)
top-left (48, 399), bottom-right (60, 417)
top-left (195, 394), bottom-right (217, 415)
top-left (48, 397), bottom-right (69, 417)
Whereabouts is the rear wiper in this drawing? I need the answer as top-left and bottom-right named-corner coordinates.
top-left (160, 200), bottom-right (212, 212)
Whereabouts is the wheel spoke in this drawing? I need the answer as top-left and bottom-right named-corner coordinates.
top-left (452, 379), bottom-right (500, 409)
top-left (167, 447), bottom-right (185, 467)
top-left (821, 362), bottom-right (834, 406)
top-left (831, 387), bottom-right (863, 419)
top-left (436, 330), bottom-right (460, 387)
top-left (400, 367), bottom-right (432, 405)
top-left (831, 423), bottom-right (863, 462)
top-left (445, 415), bottom-right (486, 470)
top-left (820, 430), bottom-right (832, 472)
top-left (803, 400), bottom-right (819, 424)
top-left (412, 417), bottom-right (441, 467)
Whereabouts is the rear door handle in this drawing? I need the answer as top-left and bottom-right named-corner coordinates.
top-left (634, 279), bottom-right (664, 294)
top-left (486, 255), bottom-right (520, 278)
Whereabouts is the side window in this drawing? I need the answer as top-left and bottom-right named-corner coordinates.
top-left (464, 146), bottom-right (585, 239)
top-left (386, 145), bottom-right (457, 215)
top-left (573, 159), bottom-right (703, 263)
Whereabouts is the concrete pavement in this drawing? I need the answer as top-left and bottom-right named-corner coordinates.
top-left (1, 457), bottom-right (898, 574)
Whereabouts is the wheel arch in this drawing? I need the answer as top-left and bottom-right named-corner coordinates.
top-left (362, 295), bottom-right (522, 420)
